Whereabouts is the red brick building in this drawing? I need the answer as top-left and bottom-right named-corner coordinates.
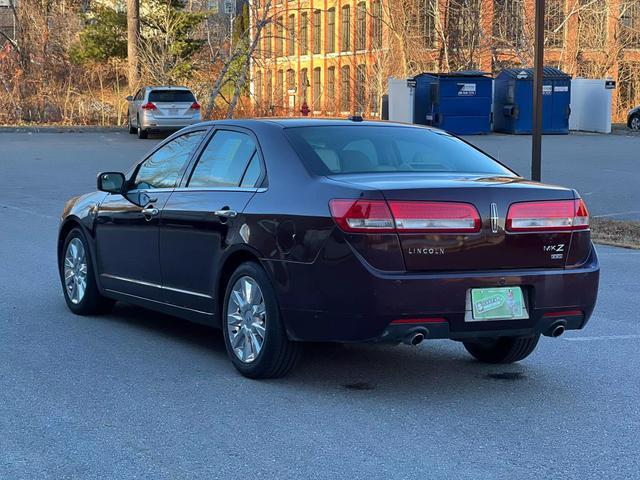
top-left (251, 0), bottom-right (640, 120)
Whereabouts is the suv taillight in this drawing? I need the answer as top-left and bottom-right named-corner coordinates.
top-left (190, 102), bottom-right (201, 110)
top-left (506, 199), bottom-right (589, 232)
top-left (141, 102), bottom-right (157, 110)
top-left (329, 199), bottom-right (481, 234)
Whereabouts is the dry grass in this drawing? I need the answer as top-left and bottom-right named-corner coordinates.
top-left (591, 218), bottom-right (640, 249)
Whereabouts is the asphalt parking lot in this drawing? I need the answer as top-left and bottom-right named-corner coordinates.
top-left (1, 131), bottom-right (639, 479)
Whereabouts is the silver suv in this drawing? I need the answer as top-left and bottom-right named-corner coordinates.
top-left (126, 86), bottom-right (202, 139)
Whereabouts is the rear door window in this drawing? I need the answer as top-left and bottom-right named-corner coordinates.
top-left (148, 90), bottom-right (196, 103)
top-left (188, 130), bottom-right (261, 188)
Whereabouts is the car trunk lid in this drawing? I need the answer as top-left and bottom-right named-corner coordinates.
top-left (329, 173), bottom-right (584, 271)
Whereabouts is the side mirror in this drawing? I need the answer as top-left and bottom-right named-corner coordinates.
top-left (126, 95), bottom-right (133, 101)
top-left (97, 172), bottom-right (126, 194)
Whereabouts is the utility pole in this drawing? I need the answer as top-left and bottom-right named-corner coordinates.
top-left (127, 0), bottom-right (140, 86)
top-left (531, 0), bottom-right (545, 182)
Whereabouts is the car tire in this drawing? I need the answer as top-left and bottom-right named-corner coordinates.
top-left (222, 261), bottom-right (301, 379)
top-left (463, 335), bottom-right (540, 364)
top-left (629, 114), bottom-right (640, 131)
top-left (128, 114), bottom-right (136, 134)
top-left (137, 119), bottom-right (148, 139)
top-left (60, 228), bottom-right (115, 316)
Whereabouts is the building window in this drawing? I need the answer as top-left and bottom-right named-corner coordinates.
top-left (264, 23), bottom-right (272, 57)
top-left (276, 18), bottom-right (284, 56)
top-left (445, 0), bottom-right (482, 69)
top-left (276, 70), bottom-right (284, 107)
top-left (300, 12), bottom-right (308, 54)
top-left (341, 5), bottom-right (351, 52)
top-left (327, 8), bottom-right (336, 53)
top-left (300, 68), bottom-right (309, 103)
top-left (266, 75), bottom-right (273, 108)
top-left (327, 66), bottom-right (336, 112)
top-left (313, 67), bottom-right (322, 109)
top-left (313, 10), bottom-right (322, 54)
top-left (621, 0), bottom-right (640, 48)
top-left (372, 1), bottom-right (382, 49)
top-left (255, 71), bottom-right (262, 103)
top-left (578, 0), bottom-right (607, 49)
top-left (287, 68), bottom-right (296, 90)
top-left (618, 62), bottom-right (640, 111)
top-left (545, 0), bottom-right (565, 48)
top-left (287, 14), bottom-right (296, 55)
top-left (356, 64), bottom-right (366, 113)
top-left (356, 2), bottom-right (366, 50)
top-left (493, 0), bottom-right (525, 48)
top-left (341, 65), bottom-right (351, 111)
top-left (423, 0), bottom-right (437, 48)
top-left (370, 82), bottom-right (379, 114)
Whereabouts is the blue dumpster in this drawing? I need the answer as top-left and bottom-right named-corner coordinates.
top-left (413, 71), bottom-right (492, 135)
top-left (493, 67), bottom-right (571, 134)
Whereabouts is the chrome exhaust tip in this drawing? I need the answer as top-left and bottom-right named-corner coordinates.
top-left (551, 324), bottom-right (566, 338)
top-left (403, 329), bottom-right (428, 346)
top-left (544, 321), bottom-right (567, 338)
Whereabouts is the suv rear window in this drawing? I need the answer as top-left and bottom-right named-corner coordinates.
top-left (284, 125), bottom-right (514, 176)
top-left (148, 90), bottom-right (196, 103)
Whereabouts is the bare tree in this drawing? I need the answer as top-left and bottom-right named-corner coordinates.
top-left (127, 0), bottom-right (140, 85)
top-left (205, 0), bottom-right (276, 118)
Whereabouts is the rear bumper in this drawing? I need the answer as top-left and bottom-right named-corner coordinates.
top-left (266, 245), bottom-right (600, 343)
top-left (140, 115), bottom-right (200, 130)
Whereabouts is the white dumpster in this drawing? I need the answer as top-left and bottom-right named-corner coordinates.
top-left (569, 78), bottom-right (614, 134)
top-left (388, 77), bottom-right (415, 124)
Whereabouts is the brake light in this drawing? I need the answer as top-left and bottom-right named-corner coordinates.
top-left (506, 199), bottom-right (589, 232)
top-left (389, 201), bottom-right (481, 233)
top-left (190, 102), bottom-right (201, 110)
top-left (141, 102), bottom-right (157, 110)
top-left (329, 199), bottom-right (481, 234)
top-left (329, 199), bottom-right (395, 232)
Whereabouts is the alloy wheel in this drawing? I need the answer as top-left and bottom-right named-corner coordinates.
top-left (226, 276), bottom-right (267, 363)
top-left (631, 116), bottom-right (640, 130)
top-left (64, 238), bottom-right (88, 305)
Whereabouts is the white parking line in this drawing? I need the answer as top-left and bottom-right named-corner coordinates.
top-left (563, 334), bottom-right (640, 342)
top-left (0, 203), bottom-right (57, 220)
top-left (594, 210), bottom-right (640, 218)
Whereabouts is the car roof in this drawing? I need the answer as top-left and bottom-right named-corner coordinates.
top-left (146, 86), bottom-right (191, 91)
top-left (194, 118), bottom-right (436, 130)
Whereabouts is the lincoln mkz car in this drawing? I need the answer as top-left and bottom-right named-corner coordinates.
top-left (58, 119), bottom-right (600, 378)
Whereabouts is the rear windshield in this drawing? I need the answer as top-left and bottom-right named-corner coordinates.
top-left (148, 90), bottom-right (196, 103)
top-left (284, 125), bottom-right (514, 176)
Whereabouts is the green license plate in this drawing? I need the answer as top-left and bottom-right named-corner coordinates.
top-left (470, 287), bottom-right (527, 321)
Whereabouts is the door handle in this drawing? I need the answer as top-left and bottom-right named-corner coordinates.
top-left (142, 206), bottom-right (159, 217)
top-left (214, 209), bottom-right (238, 219)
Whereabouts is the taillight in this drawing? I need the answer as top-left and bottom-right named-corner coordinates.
top-left (506, 199), bottom-right (589, 232)
top-left (329, 199), bottom-right (395, 232)
top-left (389, 201), bottom-right (481, 233)
top-left (190, 102), bottom-right (201, 110)
top-left (329, 199), bottom-right (481, 234)
top-left (141, 102), bottom-right (157, 110)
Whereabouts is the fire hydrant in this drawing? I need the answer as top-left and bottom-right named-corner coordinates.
top-left (300, 101), bottom-right (310, 116)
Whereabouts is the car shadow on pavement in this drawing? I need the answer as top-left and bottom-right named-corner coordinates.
top-left (286, 341), bottom-right (551, 397)
top-left (100, 303), bottom-right (227, 358)
top-left (92, 303), bottom-right (567, 399)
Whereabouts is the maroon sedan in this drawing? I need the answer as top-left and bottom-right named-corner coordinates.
top-left (58, 119), bottom-right (599, 378)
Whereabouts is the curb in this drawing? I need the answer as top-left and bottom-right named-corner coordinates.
top-left (0, 126), bottom-right (127, 133)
